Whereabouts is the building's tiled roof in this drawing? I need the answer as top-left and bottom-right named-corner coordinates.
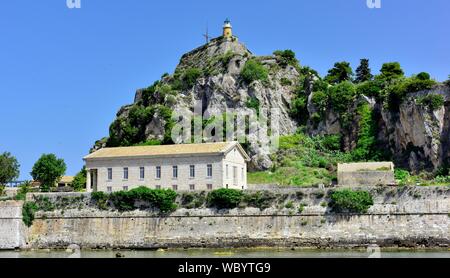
top-left (84, 142), bottom-right (248, 160)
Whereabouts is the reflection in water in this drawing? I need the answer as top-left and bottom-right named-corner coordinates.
top-left (0, 248), bottom-right (449, 258)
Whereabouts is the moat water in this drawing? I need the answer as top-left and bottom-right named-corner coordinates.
top-left (0, 248), bottom-right (449, 258)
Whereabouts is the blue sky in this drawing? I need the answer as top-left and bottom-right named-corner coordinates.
top-left (0, 0), bottom-right (449, 180)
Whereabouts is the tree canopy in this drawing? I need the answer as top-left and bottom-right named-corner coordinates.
top-left (325, 62), bottom-right (353, 84)
top-left (355, 59), bottom-right (373, 83)
top-left (31, 154), bottom-right (66, 192)
top-left (0, 152), bottom-right (20, 185)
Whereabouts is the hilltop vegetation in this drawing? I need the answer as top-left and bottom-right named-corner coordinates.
top-left (92, 37), bottom-right (450, 184)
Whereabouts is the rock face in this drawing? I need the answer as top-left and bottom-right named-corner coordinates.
top-left (96, 35), bottom-right (450, 173)
top-left (102, 37), bottom-right (299, 170)
top-left (379, 86), bottom-right (450, 172)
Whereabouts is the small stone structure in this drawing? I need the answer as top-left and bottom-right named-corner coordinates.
top-left (338, 162), bottom-right (396, 186)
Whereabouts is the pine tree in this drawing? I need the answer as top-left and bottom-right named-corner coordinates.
top-left (355, 59), bottom-right (373, 83)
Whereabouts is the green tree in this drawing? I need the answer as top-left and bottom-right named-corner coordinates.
top-left (325, 62), bottom-right (353, 84)
top-left (72, 167), bottom-right (87, 192)
top-left (31, 154), bottom-right (66, 192)
top-left (416, 72), bottom-right (431, 80)
top-left (445, 75), bottom-right (450, 87)
top-left (378, 62), bottom-right (404, 80)
top-left (0, 152), bottom-right (20, 186)
top-left (355, 59), bottom-right (373, 83)
top-left (241, 59), bottom-right (268, 84)
top-left (273, 50), bottom-right (298, 67)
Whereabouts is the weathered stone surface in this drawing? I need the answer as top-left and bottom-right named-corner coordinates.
top-left (2, 186), bottom-right (447, 250)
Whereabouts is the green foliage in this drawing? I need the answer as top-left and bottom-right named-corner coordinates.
top-left (72, 167), bottom-right (87, 192)
top-left (386, 77), bottom-right (437, 111)
top-left (218, 50), bottom-right (235, 66)
top-left (311, 91), bottom-right (328, 113)
top-left (378, 62), bottom-right (404, 81)
top-left (91, 191), bottom-right (109, 210)
top-left (417, 72), bottom-right (431, 80)
top-left (0, 152), bottom-right (20, 186)
top-left (0, 185), bottom-right (4, 196)
top-left (273, 50), bottom-right (298, 67)
top-left (394, 169), bottom-right (411, 184)
top-left (241, 59), bottom-right (268, 84)
top-left (417, 94), bottom-right (445, 111)
top-left (289, 95), bottom-right (308, 125)
top-left (328, 81), bottom-right (357, 115)
top-left (356, 80), bottom-right (383, 99)
top-left (31, 154), bottom-right (66, 192)
top-left (329, 189), bottom-right (374, 213)
top-left (92, 187), bottom-right (177, 213)
top-left (15, 181), bottom-right (31, 201)
top-left (248, 133), bottom-right (353, 186)
top-left (325, 62), bottom-right (353, 84)
top-left (207, 189), bottom-right (243, 209)
top-left (246, 97), bottom-right (260, 112)
top-left (135, 139), bottom-right (162, 146)
top-left (355, 59), bottom-right (373, 83)
top-left (22, 202), bottom-right (38, 227)
top-left (280, 78), bottom-right (293, 86)
top-left (352, 103), bottom-right (380, 161)
top-left (243, 191), bottom-right (276, 210)
top-left (182, 68), bottom-right (202, 90)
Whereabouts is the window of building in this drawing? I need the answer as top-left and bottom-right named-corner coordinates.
top-left (107, 168), bottom-right (112, 181)
top-left (140, 167), bottom-right (145, 180)
top-left (123, 186), bottom-right (128, 191)
top-left (226, 164), bottom-right (229, 179)
top-left (107, 186), bottom-right (112, 193)
top-left (207, 164), bottom-right (213, 178)
top-left (241, 167), bottom-right (244, 181)
top-left (155, 185), bottom-right (161, 190)
top-left (190, 165), bottom-right (195, 178)
top-left (233, 166), bottom-right (237, 185)
top-left (189, 184), bottom-right (195, 191)
top-left (123, 167), bottom-right (129, 180)
top-left (172, 185), bottom-right (178, 191)
top-left (173, 166), bottom-right (178, 179)
top-left (207, 184), bottom-right (213, 190)
top-left (156, 166), bottom-right (161, 179)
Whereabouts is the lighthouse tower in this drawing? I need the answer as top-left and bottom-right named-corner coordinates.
top-left (223, 18), bottom-right (233, 38)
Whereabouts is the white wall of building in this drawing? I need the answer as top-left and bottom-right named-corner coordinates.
top-left (222, 146), bottom-right (247, 190)
top-left (85, 153), bottom-right (248, 192)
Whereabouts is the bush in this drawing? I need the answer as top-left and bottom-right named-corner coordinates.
top-left (273, 50), bottom-right (298, 67)
top-left (246, 97), bottom-right (260, 113)
top-left (417, 72), bottom-right (431, 80)
top-left (379, 62), bottom-right (404, 81)
top-left (356, 80), bottom-right (383, 99)
top-left (243, 191), bottom-right (275, 210)
top-left (280, 78), bottom-right (293, 86)
top-left (182, 68), bottom-right (202, 89)
top-left (241, 59), bottom-right (268, 84)
top-left (311, 91), bottom-right (328, 112)
top-left (394, 169), bottom-right (410, 183)
top-left (0, 185), bottom-right (4, 196)
top-left (15, 181), bottom-right (31, 201)
top-left (107, 187), bottom-right (177, 213)
top-left (417, 94), bottom-right (445, 111)
top-left (91, 191), bottom-right (109, 210)
top-left (22, 202), bottom-right (38, 227)
top-left (72, 167), bottom-right (87, 192)
top-left (329, 189), bottom-right (374, 213)
top-left (386, 77), bottom-right (437, 111)
top-left (207, 189), bottom-right (243, 209)
top-left (328, 81), bottom-right (357, 114)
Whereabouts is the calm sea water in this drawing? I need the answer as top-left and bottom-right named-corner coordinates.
top-left (0, 248), bottom-right (449, 258)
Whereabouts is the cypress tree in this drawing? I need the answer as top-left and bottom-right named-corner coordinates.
top-left (355, 59), bottom-right (373, 83)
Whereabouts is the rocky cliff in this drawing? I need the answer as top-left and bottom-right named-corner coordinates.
top-left (94, 35), bottom-right (450, 173)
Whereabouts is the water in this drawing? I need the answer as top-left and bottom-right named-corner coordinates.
top-left (0, 248), bottom-right (449, 258)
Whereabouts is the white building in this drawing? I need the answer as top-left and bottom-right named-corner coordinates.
top-left (83, 141), bottom-right (250, 192)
